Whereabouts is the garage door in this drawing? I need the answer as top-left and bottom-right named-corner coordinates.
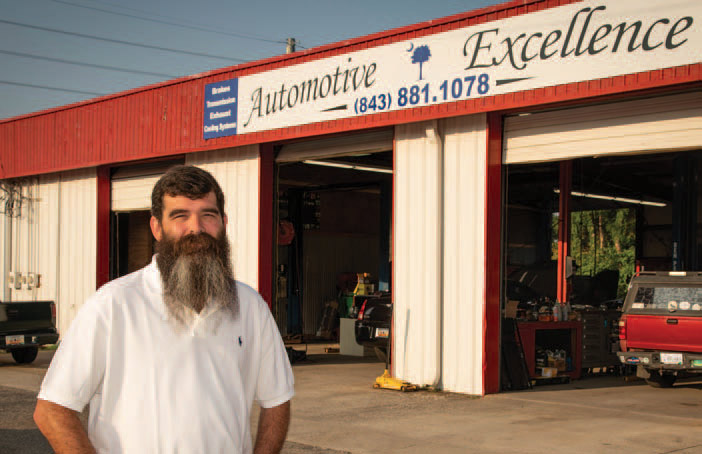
top-left (111, 162), bottom-right (180, 212)
top-left (276, 129), bottom-right (393, 162)
top-left (504, 92), bottom-right (702, 164)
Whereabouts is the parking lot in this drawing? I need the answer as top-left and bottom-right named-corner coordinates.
top-left (1, 348), bottom-right (701, 454)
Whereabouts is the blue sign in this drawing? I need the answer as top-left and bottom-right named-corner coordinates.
top-left (204, 78), bottom-right (238, 139)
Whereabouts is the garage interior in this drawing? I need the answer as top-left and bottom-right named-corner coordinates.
top-left (273, 137), bottom-right (393, 359)
top-left (502, 149), bottom-right (702, 389)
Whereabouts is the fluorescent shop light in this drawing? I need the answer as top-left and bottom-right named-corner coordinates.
top-left (553, 189), bottom-right (666, 207)
top-left (303, 160), bottom-right (393, 174)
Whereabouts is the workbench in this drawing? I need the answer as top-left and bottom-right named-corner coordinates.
top-left (517, 321), bottom-right (582, 379)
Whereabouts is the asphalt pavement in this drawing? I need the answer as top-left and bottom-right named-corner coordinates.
top-left (2, 348), bottom-right (702, 453)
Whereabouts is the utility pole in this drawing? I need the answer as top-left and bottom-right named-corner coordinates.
top-left (286, 38), bottom-right (296, 54)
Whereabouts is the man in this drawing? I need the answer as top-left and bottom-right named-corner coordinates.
top-left (34, 165), bottom-right (294, 453)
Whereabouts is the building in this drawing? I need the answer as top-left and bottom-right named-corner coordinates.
top-left (1, 0), bottom-right (700, 395)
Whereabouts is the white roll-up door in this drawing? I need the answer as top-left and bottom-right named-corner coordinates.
top-left (111, 163), bottom-right (180, 212)
top-left (276, 129), bottom-right (393, 162)
top-left (504, 92), bottom-right (702, 165)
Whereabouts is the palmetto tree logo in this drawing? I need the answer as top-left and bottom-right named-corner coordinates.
top-left (410, 44), bottom-right (431, 80)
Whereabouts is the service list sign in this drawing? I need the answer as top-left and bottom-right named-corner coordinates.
top-left (204, 78), bottom-right (238, 139)
top-left (203, 0), bottom-right (701, 139)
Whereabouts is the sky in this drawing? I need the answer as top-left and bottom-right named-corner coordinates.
top-left (0, 0), bottom-right (498, 121)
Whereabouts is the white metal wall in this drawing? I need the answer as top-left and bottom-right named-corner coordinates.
top-left (1, 169), bottom-right (96, 336)
top-left (394, 120), bottom-right (442, 387)
top-left (394, 114), bottom-right (487, 394)
top-left (186, 145), bottom-right (260, 290)
top-left (504, 92), bottom-right (702, 164)
top-left (56, 169), bottom-right (97, 336)
top-left (441, 114), bottom-right (487, 395)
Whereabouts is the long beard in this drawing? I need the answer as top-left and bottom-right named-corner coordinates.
top-left (155, 231), bottom-right (238, 329)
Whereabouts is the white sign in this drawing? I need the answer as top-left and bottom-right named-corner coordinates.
top-left (206, 0), bottom-right (701, 138)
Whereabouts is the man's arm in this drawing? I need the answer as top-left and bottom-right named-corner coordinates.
top-left (34, 398), bottom-right (96, 454)
top-left (253, 400), bottom-right (291, 454)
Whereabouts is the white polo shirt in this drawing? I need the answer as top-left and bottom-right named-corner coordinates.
top-left (39, 258), bottom-right (294, 454)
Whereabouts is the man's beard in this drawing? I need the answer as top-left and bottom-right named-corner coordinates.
top-left (155, 230), bottom-right (238, 329)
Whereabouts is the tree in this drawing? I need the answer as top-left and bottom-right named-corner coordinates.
top-left (412, 45), bottom-right (431, 80)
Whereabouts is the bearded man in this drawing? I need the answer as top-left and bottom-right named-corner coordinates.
top-left (34, 165), bottom-right (294, 453)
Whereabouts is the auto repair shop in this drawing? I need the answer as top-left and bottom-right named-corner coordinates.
top-left (0, 0), bottom-right (700, 395)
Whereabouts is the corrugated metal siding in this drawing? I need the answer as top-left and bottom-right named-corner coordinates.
top-left (0, 171), bottom-right (96, 336)
top-left (504, 92), bottom-right (702, 164)
top-left (36, 175), bottom-right (61, 304)
top-left (12, 179), bottom-right (40, 302)
top-left (441, 114), bottom-right (487, 395)
top-left (0, 209), bottom-right (5, 298)
top-left (394, 120), bottom-right (442, 387)
top-left (185, 145), bottom-right (260, 290)
top-left (57, 169), bottom-right (97, 336)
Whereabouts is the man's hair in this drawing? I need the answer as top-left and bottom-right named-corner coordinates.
top-left (151, 165), bottom-right (225, 220)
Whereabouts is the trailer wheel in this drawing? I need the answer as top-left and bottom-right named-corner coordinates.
top-left (645, 371), bottom-right (676, 388)
top-left (11, 347), bottom-right (38, 364)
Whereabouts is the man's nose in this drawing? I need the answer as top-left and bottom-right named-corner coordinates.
top-left (187, 216), bottom-right (204, 234)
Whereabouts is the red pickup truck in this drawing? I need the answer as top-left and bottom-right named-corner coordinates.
top-left (618, 272), bottom-right (702, 387)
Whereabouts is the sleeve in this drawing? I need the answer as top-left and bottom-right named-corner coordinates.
top-left (254, 297), bottom-right (295, 409)
top-left (37, 293), bottom-right (109, 412)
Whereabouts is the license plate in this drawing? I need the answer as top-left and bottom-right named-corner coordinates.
top-left (5, 335), bottom-right (24, 346)
top-left (376, 328), bottom-right (389, 338)
top-left (661, 353), bottom-right (683, 365)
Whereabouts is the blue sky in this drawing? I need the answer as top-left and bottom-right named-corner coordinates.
top-left (0, 0), bottom-right (496, 120)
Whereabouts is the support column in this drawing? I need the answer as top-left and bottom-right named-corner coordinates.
top-left (484, 113), bottom-right (502, 394)
top-left (96, 166), bottom-right (111, 289)
top-left (557, 161), bottom-right (572, 303)
top-left (259, 144), bottom-right (275, 308)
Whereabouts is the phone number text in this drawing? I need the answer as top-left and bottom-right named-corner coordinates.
top-left (354, 74), bottom-right (490, 115)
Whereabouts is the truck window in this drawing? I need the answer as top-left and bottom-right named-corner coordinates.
top-left (631, 286), bottom-right (702, 313)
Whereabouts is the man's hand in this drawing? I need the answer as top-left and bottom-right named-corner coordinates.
top-left (34, 398), bottom-right (96, 454)
top-left (254, 400), bottom-right (291, 454)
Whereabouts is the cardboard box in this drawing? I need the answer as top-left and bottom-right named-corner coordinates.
top-left (504, 300), bottom-right (519, 319)
top-left (549, 358), bottom-right (566, 372)
top-left (540, 367), bottom-right (558, 378)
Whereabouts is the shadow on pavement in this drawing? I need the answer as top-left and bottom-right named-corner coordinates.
top-left (0, 429), bottom-right (51, 454)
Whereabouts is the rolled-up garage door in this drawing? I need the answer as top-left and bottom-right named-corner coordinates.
top-left (504, 92), bottom-right (702, 165)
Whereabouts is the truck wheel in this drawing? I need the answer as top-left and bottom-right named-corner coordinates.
top-left (645, 371), bottom-right (676, 388)
top-left (11, 347), bottom-right (38, 364)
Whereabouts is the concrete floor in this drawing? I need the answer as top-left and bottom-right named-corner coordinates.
top-left (2, 347), bottom-right (702, 453)
top-left (276, 343), bottom-right (702, 454)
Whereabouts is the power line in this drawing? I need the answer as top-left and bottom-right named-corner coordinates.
top-left (0, 80), bottom-right (106, 96)
top-left (49, 0), bottom-right (286, 45)
top-left (0, 19), bottom-right (248, 62)
top-left (0, 49), bottom-right (177, 78)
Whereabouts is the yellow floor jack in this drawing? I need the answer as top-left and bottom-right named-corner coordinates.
top-left (372, 318), bottom-right (418, 392)
top-left (374, 369), bottom-right (418, 392)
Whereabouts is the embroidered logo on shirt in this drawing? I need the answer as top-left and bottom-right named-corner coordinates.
top-left (238, 336), bottom-right (243, 347)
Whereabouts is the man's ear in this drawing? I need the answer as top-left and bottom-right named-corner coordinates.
top-left (222, 213), bottom-right (228, 228)
top-left (150, 216), bottom-right (163, 242)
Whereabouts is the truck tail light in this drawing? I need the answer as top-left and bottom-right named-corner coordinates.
top-left (618, 315), bottom-right (627, 341)
top-left (357, 300), bottom-right (368, 321)
top-left (50, 302), bottom-right (57, 328)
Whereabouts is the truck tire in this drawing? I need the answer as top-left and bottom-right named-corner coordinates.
top-left (645, 371), bottom-right (676, 388)
top-left (11, 347), bottom-right (38, 364)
